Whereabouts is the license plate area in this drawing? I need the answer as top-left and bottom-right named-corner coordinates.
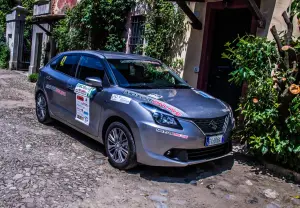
top-left (205, 135), bottom-right (224, 146)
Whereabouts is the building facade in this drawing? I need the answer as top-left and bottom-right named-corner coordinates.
top-left (6, 0), bottom-right (297, 109)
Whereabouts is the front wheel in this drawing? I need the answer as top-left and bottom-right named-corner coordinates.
top-left (36, 92), bottom-right (52, 124)
top-left (105, 122), bottom-right (137, 170)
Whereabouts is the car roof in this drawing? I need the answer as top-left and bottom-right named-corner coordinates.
top-left (59, 50), bottom-right (160, 62)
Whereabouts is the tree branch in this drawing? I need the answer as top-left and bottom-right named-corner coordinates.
top-left (270, 26), bottom-right (283, 55)
top-left (282, 11), bottom-right (293, 45)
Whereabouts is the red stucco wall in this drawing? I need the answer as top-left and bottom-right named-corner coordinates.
top-left (52, 0), bottom-right (78, 14)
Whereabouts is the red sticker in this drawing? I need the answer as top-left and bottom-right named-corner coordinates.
top-left (77, 95), bottom-right (84, 101)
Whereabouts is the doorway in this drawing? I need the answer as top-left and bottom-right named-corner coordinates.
top-left (35, 33), bottom-right (43, 70)
top-left (198, 1), bottom-right (256, 112)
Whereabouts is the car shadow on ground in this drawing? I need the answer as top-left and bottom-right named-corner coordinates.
top-left (48, 120), bottom-right (263, 184)
top-left (127, 155), bottom-right (235, 184)
top-left (49, 119), bottom-right (106, 155)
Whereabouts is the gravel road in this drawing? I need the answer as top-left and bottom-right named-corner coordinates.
top-left (0, 70), bottom-right (299, 208)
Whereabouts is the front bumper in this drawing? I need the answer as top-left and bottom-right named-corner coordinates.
top-left (135, 118), bottom-right (234, 167)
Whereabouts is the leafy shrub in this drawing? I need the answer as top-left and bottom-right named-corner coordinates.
top-left (53, 0), bottom-right (135, 52)
top-left (0, 42), bottom-right (9, 69)
top-left (28, 73), bottom-right (38, 83)
top-left (142, 0), bottom-right (186, 65)
top-left (223, 34), bottom-right (300, 171)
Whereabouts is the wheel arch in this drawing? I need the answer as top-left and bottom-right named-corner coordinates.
top-left (101, 116), bottom-right (134, 144)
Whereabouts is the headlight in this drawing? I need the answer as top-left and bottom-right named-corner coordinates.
top-left (141, 103), bottom-right (182, 129)
top-left (228, 105), bottom-right (235, 127)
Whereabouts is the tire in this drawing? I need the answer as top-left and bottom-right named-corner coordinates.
top-left (105, 122), bottom-right (137, 170)
top-left (36, 92), bottom-right (52, 124)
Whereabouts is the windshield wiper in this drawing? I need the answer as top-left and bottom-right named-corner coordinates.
top-left (156, 84), bottom-right (190, 89)
top-left (123, 84), bottom-right (153, 89)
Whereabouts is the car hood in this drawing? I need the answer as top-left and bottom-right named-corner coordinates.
top-left (127, 88), bottom-right (230, 118)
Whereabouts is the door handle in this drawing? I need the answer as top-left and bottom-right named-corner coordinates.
top-left (46, 76), bottom-right (52, 81)
top-left (67, 84), bottom-right (75, 91)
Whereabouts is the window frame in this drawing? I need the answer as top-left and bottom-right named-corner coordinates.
top-left (74, 54), bottom-right (112, 87)
top-left (49, 54), bottom-right (81, 78)
top-left (129, 15), bottom-right (145, 54)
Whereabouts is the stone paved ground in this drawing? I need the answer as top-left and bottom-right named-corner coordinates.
top-left (0, 70), bottom-right (299, 208)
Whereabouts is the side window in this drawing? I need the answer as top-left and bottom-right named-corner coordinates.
top-left (49, 57), bottom-right (59, 69)
top-left (76, 56), bottom-right (105, 81)
top-left (55, 55), bottom-right (80, 77)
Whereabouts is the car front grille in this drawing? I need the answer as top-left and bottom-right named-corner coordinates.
top-left (187, 142), bottom-right (231, 161)
top-left (191, 115), bottom-right (229, 135)
top-left (165, 141), bottom-right (232, 162)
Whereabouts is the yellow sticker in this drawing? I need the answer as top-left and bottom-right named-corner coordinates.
top-left (60, 56), bottom-right (67, 66)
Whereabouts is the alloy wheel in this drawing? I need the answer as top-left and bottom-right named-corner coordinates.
top-left (36, 94), bottom-right (47, 121)
top-left (107, 128), bottom-right (129, 164)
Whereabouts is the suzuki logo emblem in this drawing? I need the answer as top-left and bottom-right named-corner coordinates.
top-left (209, 120), bottom-right (218, 131)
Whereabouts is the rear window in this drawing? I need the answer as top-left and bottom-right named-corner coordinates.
top-left (50, 55), bottom-right (80, 77)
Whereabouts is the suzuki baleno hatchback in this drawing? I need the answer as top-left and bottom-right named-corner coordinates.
top-left (35, 51), bottom-right (234, 170)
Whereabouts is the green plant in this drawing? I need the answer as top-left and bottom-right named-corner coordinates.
top-left (141, 0), bottom-right (186, 65)
top-left (28, 73), bottom-right (38, 83)
top-left (53, 0), bottom-right (135, 52)
top-left (0, 42), bottom-right (10, 69)
top-left (170, 59), bottom-right (184, 75)
top-left (223, 12), bottom-right (300, 171)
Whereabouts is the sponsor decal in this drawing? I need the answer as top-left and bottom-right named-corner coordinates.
top-left (75, 85), bottom-right (90, 126)
top-left (123, 90), bottom-right (153, 102)
top-left (46, 84), bottom-right (66, 96)
top-left (77, 95), bottom-right (84, 101)
top-left (123, 90), bottom-right (183, 116)
top-left (147, 93), bottom-right (163, 100)
top-left (156, 128), bottom-right (188, 139)
top-left (60, 56), bottom-right (67, 66)
top-left (74, 83), bottom-right (97, 98)
top-left (111, 94), bottom-right (131, 104)
top-left (151, 100), bottom-right (182, 116)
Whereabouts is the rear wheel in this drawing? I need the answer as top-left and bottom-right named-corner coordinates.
top-left (36, 92), bottom-right (51, 124)
top-left (105, 122), bottom-right (137, 170)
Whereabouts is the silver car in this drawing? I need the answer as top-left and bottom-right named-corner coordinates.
top-left (35, 51), bottom-right (234, 170)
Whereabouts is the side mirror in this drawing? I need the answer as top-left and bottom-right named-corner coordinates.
top-left (85, 77), bottom-right (103, 88)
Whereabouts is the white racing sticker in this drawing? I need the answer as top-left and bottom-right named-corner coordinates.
top-left (147, 93), bottom-right (163, 100)
top-left (75, 94), bottom-right (90, 125)
top-left (74, 83), bottom-right (97, 98)
top-left (111, 94), bottom-right (131, 104)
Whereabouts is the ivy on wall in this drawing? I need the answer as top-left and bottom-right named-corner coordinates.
top-left (140, 0), bottom-right (186, 65)
top-left (53, 0), bottom-right (135, 52)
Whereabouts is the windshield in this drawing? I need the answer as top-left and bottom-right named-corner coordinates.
top-left (107, 59), bottom-right (190, 89)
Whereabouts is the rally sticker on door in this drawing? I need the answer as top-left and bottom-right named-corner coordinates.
top-left (74, 83), bottom-right (97, 98)
top-left (75, 94), bottom-right (90, 125)
top-left (111, 94), bottom-right (131, 104)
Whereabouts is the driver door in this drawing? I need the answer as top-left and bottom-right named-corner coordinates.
top-left (66, 55), bottom-right (108, 136)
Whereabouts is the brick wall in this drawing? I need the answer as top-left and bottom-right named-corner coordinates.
top-left (51, 0), bottom-right (78, 14)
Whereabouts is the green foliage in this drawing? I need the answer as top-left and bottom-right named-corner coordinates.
top-left (141, 0), bottom-right (186, 65)
top-left (170, 59), bottom-right (184, 75)
top-left (0, 42), bottom-right (9, 69)
top-left (0, 0), bottom-right (15, 33)
top-left (28, 73), bottom-right (38, 83)
top-left (53, 0), bottom-right (135, 52)
top-left (292, 0), bottom-right (300, 18)
top-left (224, 35), bottom-right (300, 171)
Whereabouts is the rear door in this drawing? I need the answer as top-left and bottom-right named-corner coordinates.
top-left (44, 54), bottom-right (80, 120)
top-left (66, 55), bottom-right (109, 136)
